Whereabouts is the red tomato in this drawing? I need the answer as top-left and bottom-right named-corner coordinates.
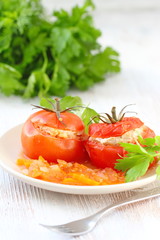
top-left (85, 117), bottom-right (155, 169)
top-left (21, 110), bottom-right (88, 163)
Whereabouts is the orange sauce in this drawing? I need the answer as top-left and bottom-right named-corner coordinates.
top-left (17, 156), bottom-right (125, 186)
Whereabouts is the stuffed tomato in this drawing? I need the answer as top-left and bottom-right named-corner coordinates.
top-left (85, 106), bottom-right (155, 169)
top-left (21, 104), bottom-right (88, 163)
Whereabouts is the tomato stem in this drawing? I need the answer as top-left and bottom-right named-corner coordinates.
top-left (55, 98), bottom-right (61, 112)
top-left (90, 104), bottom-right (137, 124)
top-left (54, 98), bottom-right (64, 122)
top-left (111, 106), bottom-right (118, 121)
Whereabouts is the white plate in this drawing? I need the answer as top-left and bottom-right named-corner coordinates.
top-left (0, 124), bottom-right (157, 195)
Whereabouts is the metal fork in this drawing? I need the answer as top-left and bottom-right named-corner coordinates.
top-left (40, 187), bottom-right (160, 236)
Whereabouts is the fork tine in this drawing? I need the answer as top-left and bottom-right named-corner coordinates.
top-left (39, 223), bottom-right (72, 233)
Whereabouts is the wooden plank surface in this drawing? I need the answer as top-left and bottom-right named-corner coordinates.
top-left (0, 1), bottom-right (160, 239)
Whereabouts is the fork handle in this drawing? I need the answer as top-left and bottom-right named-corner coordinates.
top-left (91, 187), bottom-right (160, 221)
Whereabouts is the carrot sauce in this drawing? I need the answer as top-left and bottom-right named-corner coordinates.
top-left (16, 156), bottom-right (125, 186)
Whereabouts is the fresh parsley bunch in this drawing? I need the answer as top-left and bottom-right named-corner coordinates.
top-left (0, 0), bottom-right (120, 98)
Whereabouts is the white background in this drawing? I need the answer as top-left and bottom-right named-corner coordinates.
top-left (1, 0), bottom-right (160, 240)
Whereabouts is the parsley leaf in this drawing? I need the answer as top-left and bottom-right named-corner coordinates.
top-left (115, 136), bottom-right (160, 182)
top-left (23, 70), bottom-right (51, 98)
top-left (0, 63), bottom-right (24, 95)
top-left (125, 159), bottom-right (150, 182)
top-left (89, 47), bottom-right (120, 78)
top-left (81, 107), bottom-right (99, 132)
top-left (120, 142), bottom-right (149, 154)
top-left (60, 96), bottom-right (82, 111)
top-left (50, 64), bottom-right (70, 97)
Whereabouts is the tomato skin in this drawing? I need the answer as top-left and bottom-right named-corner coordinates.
top-left (86, 117), bottom-right (155, 169)
top-left (85, 141), bottom-right (124, 169)
top-left (89, 117), bottom-right (144, 138)
top-left (21, 110), bottom-right (88, 163)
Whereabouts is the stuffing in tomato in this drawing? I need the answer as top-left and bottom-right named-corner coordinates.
top-left (85, 106), bottom-right (155, 169)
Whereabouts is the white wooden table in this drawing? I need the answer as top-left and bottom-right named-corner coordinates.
top-left (1, 1), bottom-right (160, 239)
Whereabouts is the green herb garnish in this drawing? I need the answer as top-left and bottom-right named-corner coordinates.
top-left (115, 136), bottom-right (160, 182)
